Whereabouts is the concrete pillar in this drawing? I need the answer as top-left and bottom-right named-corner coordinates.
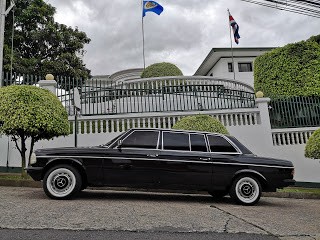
top-left (38, 74), bottom-right (57, 95)
top-left (254, 97), bottom-right (274, 155)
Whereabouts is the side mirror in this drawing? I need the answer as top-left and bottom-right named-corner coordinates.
top-left (117, 140), bottom-right (123, 150)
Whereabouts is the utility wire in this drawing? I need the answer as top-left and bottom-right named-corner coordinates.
top-left (241, 0), bottom-right (320, 18)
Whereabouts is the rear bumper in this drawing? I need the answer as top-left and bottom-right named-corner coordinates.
top-left (283, 179), bottom-right (296, 187)
top-left (25, 167), bottom-right (43, 181)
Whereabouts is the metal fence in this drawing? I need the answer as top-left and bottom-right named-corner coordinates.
top-left (61, 80), bottom-right (256, 115)
top-left (269, 96), bottom-right (320, 129)
top-left (2, 72), bottom-right (256, 116)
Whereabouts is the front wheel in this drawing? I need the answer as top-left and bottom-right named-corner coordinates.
top-left (229, 176), bottom-right (261, 205)
top-left (43, 164), bottom-right (82, 200)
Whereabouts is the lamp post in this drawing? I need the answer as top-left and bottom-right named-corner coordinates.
top-left (0, 0), bottom-right (6, 87)
top-left (0, 0), bottom-right (15, 87)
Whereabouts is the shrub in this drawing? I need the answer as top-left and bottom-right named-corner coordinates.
top-left (172, 115), bottom-right (229, 134)
top-left (0, 85), bottom-right (70, 176)
top-left (305, 129), bottom-right (320, 159)
top-left (141, 62), bottom-right (183, 78)
top-left (254, 36), bottom-right (320, 97)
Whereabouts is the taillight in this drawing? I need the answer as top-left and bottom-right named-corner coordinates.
top-left (291, 168), bottom-right (295, 177)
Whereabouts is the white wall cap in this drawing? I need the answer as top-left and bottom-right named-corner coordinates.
top-left (255, 98), bottom-right (271, 103)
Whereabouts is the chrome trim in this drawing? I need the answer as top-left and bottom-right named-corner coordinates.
top-left (36, 155), bottom-right (294, 169)
top-left (159, 149), bottom-right (240, 155)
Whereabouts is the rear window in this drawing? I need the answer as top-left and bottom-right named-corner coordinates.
top-left (207, 135), bottom-right (237, 153)
top-left (227, 136), bottom-right (252, 154)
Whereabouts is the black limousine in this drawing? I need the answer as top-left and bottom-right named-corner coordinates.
top-left (27, 128), bottom-right (295, 205)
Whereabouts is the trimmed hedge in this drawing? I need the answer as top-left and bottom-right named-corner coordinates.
top-left (0, 85), bottom-right (70, 176)
top-left (141, 62), bottom-right (183, 78)
top-left (0, 85), bottom-right (70, 139)
top-left (254, 36), bottom-right (320, 97)
top-left (305, 129), bottom-right (320, 159)
top-left (172, 115), bottom-right (229, 134)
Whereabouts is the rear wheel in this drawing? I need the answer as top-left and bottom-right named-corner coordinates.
top-left (43, 164), bottom-right (82, 200)
top-left (229, 175), bottom-right (261, 205)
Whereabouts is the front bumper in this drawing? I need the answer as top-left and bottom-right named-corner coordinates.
top-left (25, 166), bottom-right (43, 181)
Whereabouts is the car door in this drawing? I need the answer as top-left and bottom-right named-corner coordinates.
top-left (103, 130), bottom-right (160, 188)
top-left (157, 131), bottom-right (213, 190)
top-left (207, 134), bottom-right (242, 189)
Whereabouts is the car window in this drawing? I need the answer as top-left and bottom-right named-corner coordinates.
top-left (163, 132), bottom-right (190, 151)
top-left (121, 130), bottom-right (159, 149)
top-left (190, 134), bottom-right (207, 152)
top-left (227, 136), bottom-right (252, 154)
top-left (207, 135), bottom-right (238, 153)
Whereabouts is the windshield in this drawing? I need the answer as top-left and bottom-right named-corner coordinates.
top-left (99, 132), bottom-right (127, 148)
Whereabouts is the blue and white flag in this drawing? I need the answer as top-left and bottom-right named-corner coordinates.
top-left (229, 13), bottom-right (240, 44)
top-left (142, 1), bottom-right (164, 17)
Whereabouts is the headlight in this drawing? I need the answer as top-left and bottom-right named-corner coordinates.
top-left (30, 153), bottom-right (37, 165)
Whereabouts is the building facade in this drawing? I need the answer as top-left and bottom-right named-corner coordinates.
top-left (194, 47), bottom-right (274, 88)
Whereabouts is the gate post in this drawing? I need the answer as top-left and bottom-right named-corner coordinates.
top-left (38, 74), bottom-right (57, 95)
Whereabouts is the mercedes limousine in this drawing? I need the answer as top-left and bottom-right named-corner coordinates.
top-left (27, 128), bottom-right (295, 205)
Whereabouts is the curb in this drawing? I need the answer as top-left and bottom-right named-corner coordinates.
top-left (262, 191), bottom-right (320, 200)
top-left (0, 179), bottom-right (42, 188)
top-left (0, 179), bottom-right (319, 199)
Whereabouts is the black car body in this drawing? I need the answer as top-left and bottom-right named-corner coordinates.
top-left (27, 128), bottom-right (295, 205)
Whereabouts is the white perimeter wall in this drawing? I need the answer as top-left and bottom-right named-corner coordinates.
top-left (1, 98), bottom-right (320, 183)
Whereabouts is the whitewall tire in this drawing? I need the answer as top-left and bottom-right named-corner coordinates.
top-left (43, 165), bottom-right (82, 200)
top-left (230, 176), bottom-right (261, 205)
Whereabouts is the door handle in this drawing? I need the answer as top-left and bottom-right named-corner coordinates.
top-left (119, 164), bottom-right (132, 169)
top-left (199, 157), bottom-right (211, 161)
top-left (147, 154), bottom-right (158, 158)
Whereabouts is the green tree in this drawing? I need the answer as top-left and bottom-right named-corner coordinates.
top-left (141, 62), bottom-right (183, 78)
top-left (305, 129), bottom-right (320, 159)
top-left (3, 0), bottom-right (91, 85)
top-left (254, 35), bottom-right (320, 97)
top-left (0, 85), bottom-right (70, 177)
top-left (172, 115), bottom-right (229, 134)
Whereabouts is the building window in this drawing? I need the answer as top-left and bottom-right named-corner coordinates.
top-left (238, 62), bottom-right (253, 72)
top-left (228, 63), bottom-right (234, 72)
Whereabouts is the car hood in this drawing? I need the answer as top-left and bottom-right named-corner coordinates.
top-left (34, 146), bottom-right (104, 156)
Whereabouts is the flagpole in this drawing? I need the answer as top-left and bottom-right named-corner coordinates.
top-left (227, 9), bottom-right (236, 80)
top-left (141, 0), bottom-right (146, 69)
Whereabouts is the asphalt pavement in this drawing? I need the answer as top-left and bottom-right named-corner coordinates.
top-left (0, 187), bottom-right (319, 240)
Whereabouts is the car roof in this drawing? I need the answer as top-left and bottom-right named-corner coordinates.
top-left (128, 128), bottom-right (228, 137)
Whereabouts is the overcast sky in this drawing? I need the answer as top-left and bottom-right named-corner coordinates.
top-left (46, 0), bottom-right (319, 76)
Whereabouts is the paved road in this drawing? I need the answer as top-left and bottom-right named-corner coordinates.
top-left (0, 229), bottom-right (279, 240)
top-left (0, 187), bottom-right (319, 240)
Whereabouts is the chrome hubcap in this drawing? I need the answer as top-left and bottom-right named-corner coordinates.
top-left (235, 177), bottom-right (259, 204)
top-left (239, 181), bottom-right (254, 197)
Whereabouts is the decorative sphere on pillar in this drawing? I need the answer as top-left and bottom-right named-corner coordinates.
top-left (45, 74), bottom-right (54, 81)
top-left (256, 91), bottom-right (264, 98)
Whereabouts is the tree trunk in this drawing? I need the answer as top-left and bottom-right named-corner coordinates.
top-left (20, 136), bottom-right (27, 179)
top-left (28, 137), bottom-right (35, 166)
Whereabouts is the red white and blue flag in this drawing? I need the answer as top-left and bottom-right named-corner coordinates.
top-left (229, 13), bottom-right (240, 44)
